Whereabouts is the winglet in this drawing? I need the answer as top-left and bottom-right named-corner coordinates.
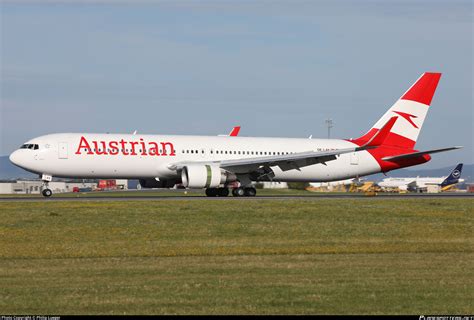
top-left (229, 126), bottom-right (241, 137)
top-left (359, 116), bottom-right (397, 149)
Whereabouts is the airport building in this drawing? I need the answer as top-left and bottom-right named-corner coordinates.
top-left (261, 181), bottom-right (288, 189)
top-left (0, 179), bottom-right (128, 194)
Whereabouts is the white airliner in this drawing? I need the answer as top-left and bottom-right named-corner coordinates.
top-left (9, 72), bottom-right (462, 197)
top-left (378, 163), bottom-right (464, 191)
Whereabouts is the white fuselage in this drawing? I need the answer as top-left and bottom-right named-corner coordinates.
top-left (9, 133), bottom-right (382, 183)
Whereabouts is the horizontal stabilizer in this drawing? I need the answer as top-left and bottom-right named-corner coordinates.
top-left (357, 116), bottom-right (397, 150)
top-left (381, 146), bottom-right (462, 161)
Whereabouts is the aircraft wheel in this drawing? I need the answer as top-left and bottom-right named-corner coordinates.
top-left (217, 188), bottom-right (229, 197)
top-left (205, 188), bottom-right (218, 197)
top-left (232, 187), bottom-right (245, 197)
top-left (244, 187), bottom-right (257, 197)
top-left (42, 188), bottom-right (52, 197)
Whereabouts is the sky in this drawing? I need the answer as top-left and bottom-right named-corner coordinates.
top-left (0, 0), bottom-right (472, 169)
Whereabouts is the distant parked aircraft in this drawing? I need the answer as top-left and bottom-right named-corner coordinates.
top-left (378, 163), bottom-right (464, 191)
top-left (10, 72), bottom-right (461, 197)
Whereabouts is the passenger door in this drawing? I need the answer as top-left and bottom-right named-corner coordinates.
top-left (58, 142), bottom-right (68, 159)
top-left (350, 152), bottom-right (359, 165)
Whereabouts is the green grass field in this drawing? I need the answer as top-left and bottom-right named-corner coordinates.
top-left (0, 188), bottom-right (317, 198)
top-left (0, 199), bottom-right (472, 314)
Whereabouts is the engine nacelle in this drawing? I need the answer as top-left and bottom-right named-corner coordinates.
top-left (139, 178), bottom-right (177, 189)
top-left (181, 164), bottom-right (235, 188)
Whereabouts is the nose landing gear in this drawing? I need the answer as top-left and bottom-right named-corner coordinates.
top-left (41, 173), bottom-right (53, 198)
top-left (42, 188), bottom-right (52, 197)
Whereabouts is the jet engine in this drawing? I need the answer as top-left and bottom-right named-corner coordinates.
top-left (139, 178), bottom-right (177, 189)
top-left (181, 164), bottom-right (236, 188)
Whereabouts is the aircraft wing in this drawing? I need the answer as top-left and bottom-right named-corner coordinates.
top-left (219, 147), bottom-right (366, 174)
top-left (169, 117), bottom-right (397, 175)
top-left (382, 146), bottom-right (462, 161)
top-left (170, 146), bottom-right (371, 175)
top-left (405, 180), bottom-right (419, 191)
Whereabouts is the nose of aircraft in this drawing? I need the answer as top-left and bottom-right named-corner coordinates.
top-left (9, 150), bottom-right (22, 167)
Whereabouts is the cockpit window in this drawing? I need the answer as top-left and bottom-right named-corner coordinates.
top-left (20, 144), bottom-right (39, 150)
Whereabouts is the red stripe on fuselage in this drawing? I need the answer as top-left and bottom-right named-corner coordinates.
top-left (347, 130), bottom-right (430, 172)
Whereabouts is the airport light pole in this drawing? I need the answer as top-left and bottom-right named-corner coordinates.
top-left (325, 118), bottom-right (334, 139)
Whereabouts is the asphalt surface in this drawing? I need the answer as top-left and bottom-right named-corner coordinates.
top-left (0, 193), bottom-right (472, 202)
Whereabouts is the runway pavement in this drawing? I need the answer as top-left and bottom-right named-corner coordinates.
top-left (0, 193), bottom-right (472, 202)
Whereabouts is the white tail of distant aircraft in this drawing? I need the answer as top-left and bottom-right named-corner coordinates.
top-left (9, 72), bottom-right (461, 197)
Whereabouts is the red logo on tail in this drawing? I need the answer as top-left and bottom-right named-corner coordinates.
top-left (393, 111), bottom-right (419, 129)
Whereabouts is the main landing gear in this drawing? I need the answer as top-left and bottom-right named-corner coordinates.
top-left (205, 187), bottom-right (229, 197)
top-left (41, 174), bottom-right (53, 198)
top-left (205, 186), bottom-right (257, 197)
top-left (232, 187), bottom-right (257, 197)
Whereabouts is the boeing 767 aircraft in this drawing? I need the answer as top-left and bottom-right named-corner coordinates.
top-left (9, 72), bottom-right (461, 197)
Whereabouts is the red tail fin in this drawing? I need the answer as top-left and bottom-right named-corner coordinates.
top-left (401, 72), bottom-right (442, 105)
top-left (351, 72), bottom-right (442, 149)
